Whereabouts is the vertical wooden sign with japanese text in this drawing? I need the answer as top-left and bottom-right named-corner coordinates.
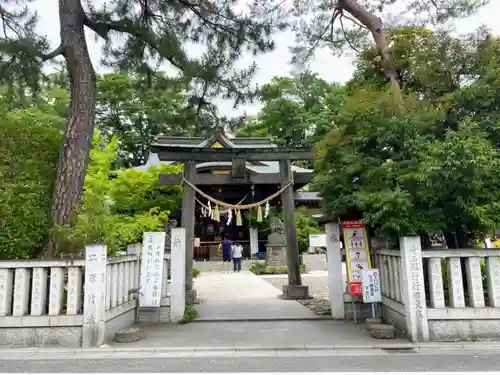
top-left (139, 232), bottom-right (166, 307)
top-left (342, 220), bottom-right (372, 297)
top-left (82, 244), bottom-right (107, 347)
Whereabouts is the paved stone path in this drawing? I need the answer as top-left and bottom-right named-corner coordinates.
top-left (193, 271), bottom-right (319, 321)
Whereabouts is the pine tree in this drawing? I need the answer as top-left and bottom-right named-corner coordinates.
top-left (0, 0), bottom-right (285, 256)
top-left (291, 0), bottom-right (489, 99)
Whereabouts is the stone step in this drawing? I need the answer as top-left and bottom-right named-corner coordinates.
top-left (369, 323), bottom-right (397, 339)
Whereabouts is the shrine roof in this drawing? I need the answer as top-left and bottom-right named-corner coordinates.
top-left (137, 131), bottom-right (313, 174)
top-left (134, 154), bottom-right (313, 174)
top-left (153, 133), bottom-right (277, 149)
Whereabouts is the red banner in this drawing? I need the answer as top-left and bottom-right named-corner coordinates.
top-left (342, 220), bottom-right (365, 229)
top-left (350, 281), bottom-right (363, 297)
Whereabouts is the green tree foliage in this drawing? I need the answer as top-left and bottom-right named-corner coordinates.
top-left (235, 72), bottom-right (347, 148)
top-left (96, 72), bottom-right (223, 167)
top-left (314, 29), bottom-right (500, 245)
top-left (66, 133), bottom-right (183, 255)
top-left (291, 0), bottom-right (488, 98)
top-left (349, 27), bottom-right (473, 102)
top-left (295, 207), bottom-right (321, 253)
top-left (246, 207), bottom-right (320, 253)
top-left (1, 0), bottom-right (285, 256)
top-left (0, 106), bottom-right (63, 259)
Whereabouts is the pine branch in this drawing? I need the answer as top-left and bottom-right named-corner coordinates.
top-left (82, 15), bottom-right (188, 73)
top-left (42, 44), bottom-right (65, 61)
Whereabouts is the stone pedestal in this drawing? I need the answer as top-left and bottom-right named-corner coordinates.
top-left (186, 289), bottom-right (198, 304)
top-left (281, 284), bottom-right (310, 300)
top-left (266, 219), bottom-right (287, 267)
top-left (266, 245), bottom-right (287, 267)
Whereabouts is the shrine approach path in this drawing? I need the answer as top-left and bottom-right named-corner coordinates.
top-left (193, 270), bottom-right (319, 321)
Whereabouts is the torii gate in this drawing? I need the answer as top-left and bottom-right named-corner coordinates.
top-left (151, 139), bottom-right (315, 302)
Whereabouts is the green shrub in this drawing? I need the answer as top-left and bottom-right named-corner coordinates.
top-left (441, 258), bottom-right (488, 294)
top-left (192, 268), bottom-right (201, 278)
top-left (249, 262), bottom-right (306, 275)
top-left (61, 133), bottom-right (181, 255)
top-left (167, 266), bottom-right (201, 279)
top-left (177, 302), bottom-right (198, 324)
top-left (0, 108), bottom-right (63, 259)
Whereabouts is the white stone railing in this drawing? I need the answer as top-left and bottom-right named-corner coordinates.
top-left (0, 231), bottom-right (183, 348)
top-left (422, 249), bottom-right (500, 315)
top-left (0, 259), bottom-right (86, 327)
top-left (105, 254), bottom-right (139, 321)
top-left (376, 250), bottom-right (403, 304)
top-left (376, 239), bottom-right (500, 342)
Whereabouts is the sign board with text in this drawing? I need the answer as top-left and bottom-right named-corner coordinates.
top-left (309, 233), bottom-right (327, 248)
top-left (361, 268), bottom-right (382, 303)
top-left (342, 220), bottom-right (372, 297)
top-left (139, 232), bottom-right (165, 307)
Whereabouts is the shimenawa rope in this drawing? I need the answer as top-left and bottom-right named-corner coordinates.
top-left (183, 177), bottom-right (293, 225)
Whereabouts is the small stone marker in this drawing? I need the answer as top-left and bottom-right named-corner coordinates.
top-left (370, 324), bottom-right (397, 339)
top-left (365, 317), bottom-right (382, 330)
top-left (115, 327), bottom-right (141, 343)
top-left (266, 218), bottom-right (287, 267)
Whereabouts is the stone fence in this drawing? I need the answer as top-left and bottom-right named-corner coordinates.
top-left (0, 231), bottom-right (185, 348)
top-left (376, 237), bottom-right (500, 341)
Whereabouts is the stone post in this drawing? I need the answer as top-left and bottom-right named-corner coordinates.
top-left (170, 228), bottom-right (186, 321)
top-left (181, 160), bottom-right (197, 303)
top-left (399, 237), bottom-right (429, 342)
top-left (164, 219), bottom-right (178, 253)
top-left (279, 159), bottom-right (309, 299)
top-left (83, 244), bottom-right (107, 347)
top-left (325, 222), bottom-right (345, 319)
top-left (249, 227), bottom-right (259, 257)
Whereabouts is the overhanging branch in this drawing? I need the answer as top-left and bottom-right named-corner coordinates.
top-left (82, 15), bottom-right (188, 72)
top-left (42, 44), bottom-right (65, 61)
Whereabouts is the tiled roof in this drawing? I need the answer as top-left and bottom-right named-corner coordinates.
top-left (136, 132), bottom-right (313, 175)
top-left (154, 134), bottom-right (277, 149)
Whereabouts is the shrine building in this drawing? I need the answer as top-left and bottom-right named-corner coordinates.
top-left (135, 131), bottom-right (321, 261)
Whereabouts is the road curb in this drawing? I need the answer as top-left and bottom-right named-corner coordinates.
top-left (3, 341), bottom-right (500, 357)
top-left (192, 317), bottom-right (333, 322)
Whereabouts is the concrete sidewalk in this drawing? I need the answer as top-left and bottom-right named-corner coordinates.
top-left (106, 320), bottom-right (410, 349)
top-left (193, 271), bottom-right (319, 321)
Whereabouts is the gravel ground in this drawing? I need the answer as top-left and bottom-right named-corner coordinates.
top-left (261, 273), bottom-right (332, 316)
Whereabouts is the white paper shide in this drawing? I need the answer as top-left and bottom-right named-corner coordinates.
top-left (140, 232), bottom-right (166, 307)
top-left (361, 268), bottom-right (382, 303)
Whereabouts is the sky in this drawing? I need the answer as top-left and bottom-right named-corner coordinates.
top-left (33, 0), bottom-right (500, 117)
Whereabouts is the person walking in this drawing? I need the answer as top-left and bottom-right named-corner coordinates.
top-left (232, 241), bottom-right (243, 272)
top-left (220, 236), bottom-right (232, 272)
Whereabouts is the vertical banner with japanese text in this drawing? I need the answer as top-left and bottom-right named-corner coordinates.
top-left (139, 232), bottom-right (166, 307)
top-left (342, 220), bottom-right (372, 297)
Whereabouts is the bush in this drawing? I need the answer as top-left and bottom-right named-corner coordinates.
top-left (249, 262), bottom-right (306, 275)
top-left (178, 302), bottom-right (198, 324)
top-left (0, 108), bottom-right (63, 259)
top-left (440, 259), bottom-right (488, 299)
top-left (62, 133), bottom-right (181, 255)
top-left (167, 266), bottom-right (201, 279)
top-left (192, 268), bottom-right (201, 278)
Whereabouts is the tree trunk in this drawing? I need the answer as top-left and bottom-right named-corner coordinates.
top-left (338, 0), bottom-right (402, 100)
top-left (44, 0), bottom-right (97, 257)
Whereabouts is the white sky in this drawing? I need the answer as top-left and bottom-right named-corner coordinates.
top-left (33, 1), bottom-right (500, 117)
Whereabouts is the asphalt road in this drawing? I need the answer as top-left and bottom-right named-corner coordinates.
top-left (0, 352), bottom-right (498, 372)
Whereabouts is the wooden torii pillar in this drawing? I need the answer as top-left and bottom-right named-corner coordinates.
top-left (152, 145), bottom-right (314, 301)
